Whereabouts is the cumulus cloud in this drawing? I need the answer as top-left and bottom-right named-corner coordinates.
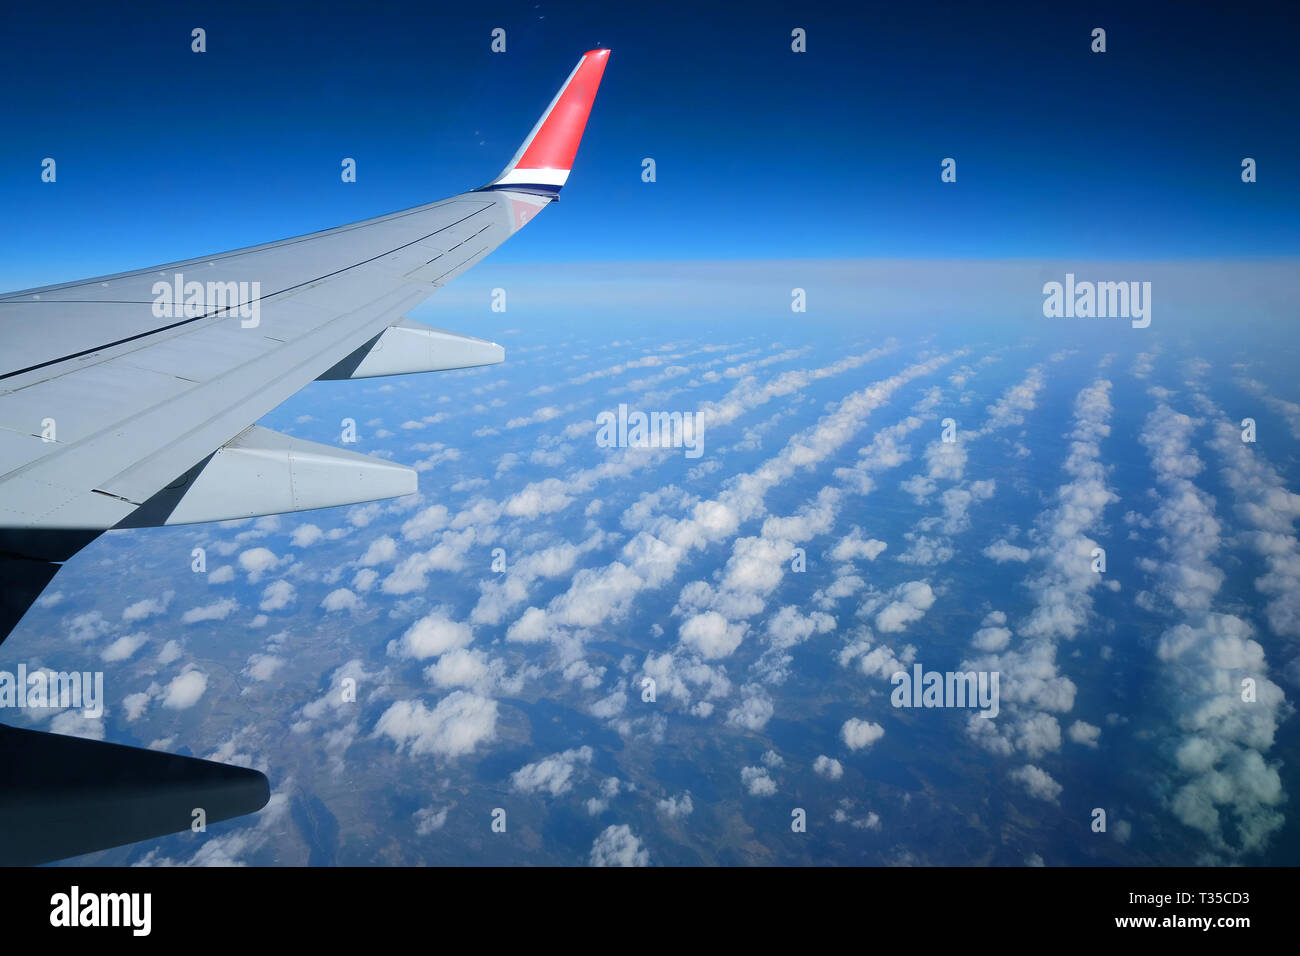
top-left (388, 612), bottom-right (473, 660)
top-left (590, 825), bottom-right (649, 866)
top-left (726, 687), bottom-right (774, 731)
top-left (1009, 764), bottom-right (1063, 802)
top-left (207, 565), bottom-right (235, 584)
top-left (1132, 392), bottom-right (1291, 856)
top-left (424, 648), bottom-right (492, 689)
top-left (122, 691), bottom-right (151, 721)
top-left (1156, 612), bottom-right (1287, 854)
top-left (494, 351), bottom-right (951, 665)
top-left (471, 539), bottom-right (593, 627)
top-left (741, 765), bottom-right (777, 796)
top-left (360, 535), bottom-right (398, 566)
top-left (259, 580), bottom-right (296, 612)
top-left (977, 365), bottom-right (1045, 436)
top-left (162, 669), bottom-right (208, 710)
top-left (983, 539), bottom-right (1031, 563)
top-left (320, 588), bottom-right (361, 613)
top-left (813, 755), bottom-right (844, 780)
top-left (413, 806), bottom-right (448, 835)
top-left (182, 598), bottom-right (238, 624)
top-left (238, 547), bottom-right (282, 581)
top-left (122, 590), bottom-right (173, 623)
top-left (243, 653), bottom-right (284, 682)
top-left (100, 632), bottom-right (148, 662)
top-left (874, 581), bottom-right (936, 633)
top-left (1068, 720), bottom-right (1101, 748)
top-left (841, 718), bottom-right (885, 751)
top-left (656, 792), bottom-right (694, 819)
top-left (829, 529), bottom-right (888, 563)
top-left (374, 691), bottom-right (498, 758)
top-left (381, 528), bottom-right (479, 593)
top-left (290, 524), bottom-right (324, 548)
top-left (963, 380), bottom-right (1114, 764)
top-left (765, 605), bottom-right (836, 650)
top-left (510, 746), bottom-right (594, 797)
top-left (679, 611), bottom-right (747, 660)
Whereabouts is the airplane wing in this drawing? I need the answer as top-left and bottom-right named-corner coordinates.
top-left (0, 49), bottom-right (610, 865)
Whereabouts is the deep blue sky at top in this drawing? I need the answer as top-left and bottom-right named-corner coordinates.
top-left (1, 0), bottom-right (1297, 290)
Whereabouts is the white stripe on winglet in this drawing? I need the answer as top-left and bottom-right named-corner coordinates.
top-left (494, 167), bottom-right (571, 186)
top-left (490, 58), bottom-right (585, 184)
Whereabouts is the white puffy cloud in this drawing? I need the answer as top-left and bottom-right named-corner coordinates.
top-left (425, 648), bottom-right (491, 689)
top-left (766, 605), bottom-right (836, 650)
top-left (401, 504), bottom-right (450, 542)
top-left (162, 669), bottom-right (208, 710)
top-left (656, 792), bottom-right (694, 819)
top-left (829, 530), bottom-right (887, 563)
top-left (510, 746), bottom-right (594, 796)
top-left (259, 580), bottom-right (296, 612)
top-left (1156, 612), bottom-right (1286, 853)
top-left (1068, 720), bottom-right (1101, 748)
top-left (813, 755), bottom-right (844, 780)
top-left (923, 438), bottom-right (966, 481)
top-left (238, 547), bottom-right (282, 581)
top-left (841, 718), bottom-right (885, 751)
top-left (122, 591), bottom-right (173, 623)
top-left (101, 632), bottom-right (148, 662)
top-left (471, 539), bottom-right (593, 626)
top-left (360, 535), bottom-right (398, 566)
top-left (207, 565), bottom-right (236, 584)
top-left (123, 691), bottom-right (151, 721)
top-left (589, 825), bottom-right (649, 866)
top-left (290, 524), bottom-right (324, 548)
top-left (679, 611), bottom-right (747, 660)
top-left (741, 765), bottom-right (777, 796)
top-left (639, 651), bottom-right (731, 708)
top-left (726, 688), bottom-right (774, 731)
top-left (977, 365), bottom-right (1045, 435)
top-left (243, 653), bottom-right (284, 682)
top-left (374, 691), bottom-right (498, 758)
top-left (381, 528), bottom-right (479, 593)
top-left (388, 612), bottom-right (473, 660)
top-left (1009, 764), bottom-right (1062, 802)
top-left (321, 588), bottom-right (361, 613)
top-left (971, 624), bottom-right (1013, 652)
top-left (495, 352), bottom-right (954, 659)
top-left (874, 581), bottom-right (936, 633)
top-left (963, 380), bottom-right (1112, 763)
top-left (983, 539), bottom-right (1031, 563)
top-left (182, 598), bottom-right (239, 624)
top-left (413, 806), bottom-right (448, 835)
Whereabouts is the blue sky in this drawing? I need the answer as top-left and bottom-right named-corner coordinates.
top-left (2, 0), bottom-right (1298, 292)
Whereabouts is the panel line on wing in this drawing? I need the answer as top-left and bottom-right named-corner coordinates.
top-left (0, 204), bottom-right (497, 383)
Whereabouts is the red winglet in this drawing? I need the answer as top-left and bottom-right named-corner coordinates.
top-left (486, 50), bottom-right (610, 191)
